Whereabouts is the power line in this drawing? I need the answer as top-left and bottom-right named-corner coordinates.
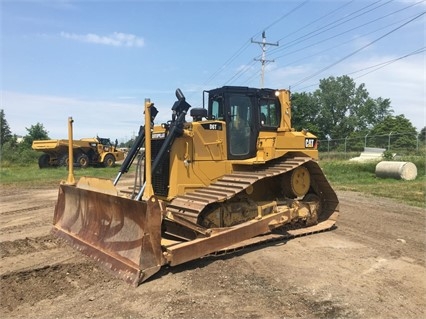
top-left (269, 0), bottom-right (392, 56)
top-left (262, 0), bottom-right (310, 33)
top-left (270, 0), bottom-right (424, 61)
top-left (271, 4), bottom-right (423, 62)
top-left (218, 0), bottom-right (424, 89)
top-left (219, 1), bottom-right (309, 87)
top-left (351, 47), bottom-right (425, 79)
top-left (295, 47), bottom-right (425, 92)
top-left (224, 59), bottom-right (257, 85)
top-left (203, 1), bottom-right (309, 87)
top-left (273, 13), bottom-right (418, 71)
top-left (275, 0), bottom-right (355, 44)
top-left (290, 11), bottom-right (425, 89)
top-left (202, 41), bottom-right (251, 86)
top-left (225, 0), bottom-right (392, 87)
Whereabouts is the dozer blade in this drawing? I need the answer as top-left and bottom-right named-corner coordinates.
top-left (52, 179), bottom-right (164, 286)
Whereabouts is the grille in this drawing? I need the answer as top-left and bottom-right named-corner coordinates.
top-left (151, 138), bottom-right (170, 197)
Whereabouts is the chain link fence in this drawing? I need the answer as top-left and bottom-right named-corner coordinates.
top-left (318, 132), bottom-right (424, 157)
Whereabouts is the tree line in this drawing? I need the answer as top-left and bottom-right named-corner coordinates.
top-left (291, 75), bottom-right (425, 152)
top-left (1, 75), bottom-right (425, 165)
top-left (0, 110), bottom-right (49, 165)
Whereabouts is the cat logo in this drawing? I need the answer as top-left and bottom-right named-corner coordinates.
top-left (305, 138), bottom-right (316, 148)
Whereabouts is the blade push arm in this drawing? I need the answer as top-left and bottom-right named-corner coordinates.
top-left (113, 105), bottom-right (158, 186)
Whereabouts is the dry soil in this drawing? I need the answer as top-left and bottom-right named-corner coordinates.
top-left (1, 176), bottom-right (425, 319)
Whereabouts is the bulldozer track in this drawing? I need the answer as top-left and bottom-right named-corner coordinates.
top-left (210, 211), bottom-right (339, 257)
top-left (167, 156), bottom-right (339, 225)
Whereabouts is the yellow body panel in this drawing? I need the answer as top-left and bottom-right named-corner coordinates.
top-left (188, 121), bottom-right (227, 161)
top-left (164, 116), bottom-right (319, 200)
top-left (277, 89), bottom-right (292, 131)
top-left (167, 125), bottom-right (232, 199)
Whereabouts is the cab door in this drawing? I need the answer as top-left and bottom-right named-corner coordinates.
top-left (226, 93), bottom-right (258, 160)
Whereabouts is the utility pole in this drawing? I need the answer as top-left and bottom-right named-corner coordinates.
top-left (251, 31), bottom-right (278, 88)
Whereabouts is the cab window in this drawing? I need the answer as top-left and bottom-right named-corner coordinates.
top-left (210, 100), bottom-right (224, 120)
top-left (228, 94), bottom-right (252, 156)
top-left (259, 99), bottom-right (279, 129)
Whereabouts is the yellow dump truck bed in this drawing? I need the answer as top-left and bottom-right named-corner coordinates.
top-left (32, 139), bottom-right (97, 151)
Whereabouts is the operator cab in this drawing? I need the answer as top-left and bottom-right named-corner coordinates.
top-left (205, 86), bottom-right (281, 160)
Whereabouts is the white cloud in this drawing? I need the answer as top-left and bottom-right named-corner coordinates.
top-left (266, 53), bottom-right (425, 131)
top-left (60, 31), bottom-right (144, 47)
top-left (346, 54), bottom-right (425, 131)
top-left (1, 92), bottom-right (147, 141)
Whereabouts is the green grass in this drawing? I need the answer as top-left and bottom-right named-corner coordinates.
top-left (1, 157), bottom-right (425, 208)
top-left (320, 157), bottom-right (425, 208)
top-left (0, 164), bottom-right (121, 188)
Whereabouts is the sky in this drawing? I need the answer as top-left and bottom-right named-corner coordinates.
top-left (1, 0), bottom-right (425, 142)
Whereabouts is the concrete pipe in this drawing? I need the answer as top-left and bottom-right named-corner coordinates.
top-left (375, 161), bottom-right (417, 181)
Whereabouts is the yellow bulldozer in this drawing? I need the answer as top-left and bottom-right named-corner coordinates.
top-left (52, 86), bottom-right (339, 286)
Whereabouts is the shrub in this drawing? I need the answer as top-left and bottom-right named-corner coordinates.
top-left (1, 142), bottom-right (39, 166)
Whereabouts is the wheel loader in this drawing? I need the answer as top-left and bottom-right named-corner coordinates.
top-left (52, 86), bottom-right (339, 286)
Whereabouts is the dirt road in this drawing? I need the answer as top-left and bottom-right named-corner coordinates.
top-left (1, 180), bottom-right (425, 319)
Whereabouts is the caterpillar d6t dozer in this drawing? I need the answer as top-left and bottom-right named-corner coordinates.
top-left (52, 86), bottom-right (339, 286)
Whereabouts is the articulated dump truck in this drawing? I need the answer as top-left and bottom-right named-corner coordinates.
top-left (32, 137), bottom-right (125, 168)
top-left (53, 86), bottom-right (339, 286)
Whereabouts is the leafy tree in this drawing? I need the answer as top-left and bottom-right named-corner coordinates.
top-left (311, 75), bottom-right (393, 139)
top-left (0, 109), bottom-right (13, 147)
top-left (370, 114), bottom-right (417, 151)
top-left (291, 92), bottom-right (321, 136)
top-left (419, 127), bottom-right (426, 144)
top-left (21, 123), bottom-right (49, 148)
top-left (1, 122), bottom-right (48, 165)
